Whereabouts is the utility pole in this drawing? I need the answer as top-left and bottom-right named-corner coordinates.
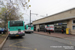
top-left (30, 10), bottom-right (31, 25)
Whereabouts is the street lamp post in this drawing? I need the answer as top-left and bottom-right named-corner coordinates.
top-left (29, 10), bottom-right (46, 26)
top-left (29, 10), bottom-right (38, 25)
top-left (30, 10), bottom-right (31, 25)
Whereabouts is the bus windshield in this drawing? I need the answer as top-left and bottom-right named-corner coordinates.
top-left (10, 21), bottom-right (23, 27)
top-left (28, 25), bottom-right (33, 27)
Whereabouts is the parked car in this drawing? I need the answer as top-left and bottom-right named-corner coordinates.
top-left (0, 28), bottom-right (7, 34)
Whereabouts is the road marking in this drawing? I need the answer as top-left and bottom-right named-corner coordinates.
top-left (9, 41), bottom-right (33, 49)
top-left (9, 41), bottom-right (23, 46)
top-left (34, 48), bottom-right (37, 50)
top-left (13, 45), bottom-right (31, 49)
top-left (70, 42), bottom-right (72, 44)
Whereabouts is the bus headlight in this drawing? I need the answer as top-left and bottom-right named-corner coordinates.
top-left (23, 31), bottom-right (25, 33)
top-left (8, 31), bottom-right (10, 34)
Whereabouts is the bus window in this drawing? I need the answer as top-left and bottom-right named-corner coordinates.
top-left (10, 21), bottom-right (23, 27)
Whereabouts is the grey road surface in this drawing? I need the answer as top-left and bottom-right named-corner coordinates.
top-left (2, 33), bottom-right (75, 50)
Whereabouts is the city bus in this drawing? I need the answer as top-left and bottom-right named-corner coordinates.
top-left (8, 21), bottom-right (25, 37)
top-left (25, 25), bottom-right (34, 33)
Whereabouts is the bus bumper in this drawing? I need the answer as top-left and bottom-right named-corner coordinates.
top-left (8, 33), bottom-right (25, 37)
top-left (25, 31), bottom-right (33, 33)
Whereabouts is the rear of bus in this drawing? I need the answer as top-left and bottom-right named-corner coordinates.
top-left (8, 21), bottom-right (25, 37)
top-left (25, 25), bottom-right (34, 33)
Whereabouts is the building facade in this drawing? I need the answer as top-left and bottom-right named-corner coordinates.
top-left (32, 8), bottom-right (75, 35)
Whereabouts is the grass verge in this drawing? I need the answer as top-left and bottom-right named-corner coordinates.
top-left (0, 33), bottom-right (8, 44)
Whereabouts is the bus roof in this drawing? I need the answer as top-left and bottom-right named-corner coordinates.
top-left (8, 20), bottom-right (23, 22)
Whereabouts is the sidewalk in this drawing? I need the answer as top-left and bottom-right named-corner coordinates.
top-left (34, 31), bottom-right (75, 41)
top-left (0, 33), bottom-right (8, 50)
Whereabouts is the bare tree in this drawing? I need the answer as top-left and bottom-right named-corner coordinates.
top-left (0, 0), bottom-right (31, 27)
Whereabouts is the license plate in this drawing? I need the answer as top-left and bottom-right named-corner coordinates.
top-left (16, 35), bottom-right (19, 36)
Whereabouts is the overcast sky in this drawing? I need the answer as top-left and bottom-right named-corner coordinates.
top-left (21, 0), bottom-right (75, 24)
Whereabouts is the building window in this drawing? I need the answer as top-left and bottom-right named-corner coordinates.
top-left (73, 26), bottom-right (75, 30)
top-left (73, 20), bottom-right (75, 24)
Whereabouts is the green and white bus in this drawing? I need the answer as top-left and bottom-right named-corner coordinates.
top-left (8, 21), bottom-right (25, 37)
top-left (25, 25), bottom-right (34, 33)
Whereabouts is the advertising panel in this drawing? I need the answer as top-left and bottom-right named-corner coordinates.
top-left (49, 25), bottom-right (54, 31)
top-left (45, 25), bottom-right (54, 31)
top-left (45, 25), bottom-right (50, 30)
